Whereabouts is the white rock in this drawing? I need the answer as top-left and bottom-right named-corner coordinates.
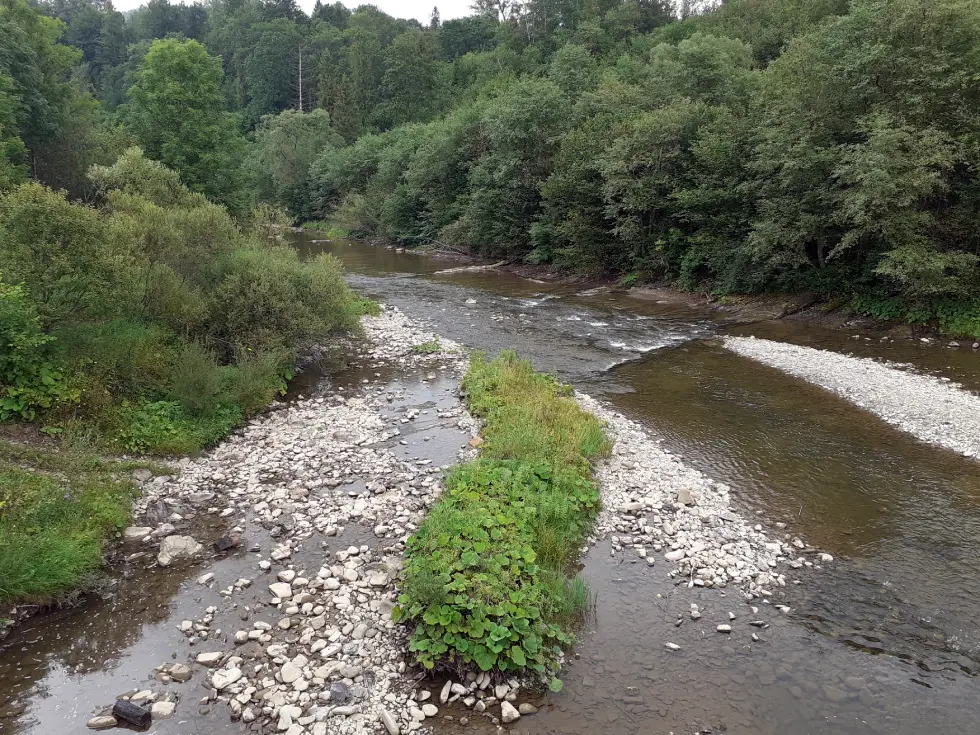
top-left (381, 709), bottom-right (400, 735)
top-left (151, 701), bottom-right (175, 719)
top-left (500, 701), bottom-right (521, 724)
top-left (280, 661), bottom-right (303, 683)
top-left (211, 668), bottom-right (242, 690)
top-left (196, 652), bottom-right (223, 666)
top-left (157, 535), bottom-right (202, 566)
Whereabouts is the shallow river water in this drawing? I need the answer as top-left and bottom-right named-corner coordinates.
top-left (2, 235), bottom-right (979, 735)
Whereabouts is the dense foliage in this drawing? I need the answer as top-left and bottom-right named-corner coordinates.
top-left (302, 0), bottom-right (976, 336)
top-left (395, 351), bottom-right (609, 681)
top-left (6, 0), bottom-right (975, 333)
top-left (0, 148), bottom-right (363, 453)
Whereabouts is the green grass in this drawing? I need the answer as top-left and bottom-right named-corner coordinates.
top-left (410, 339), bottom-right (441, 354)
top-left (301, 221), bottom-right (352, 238)
top-left (0, 442), bottom-right (139, 603)
top-left (394, 350), bottom-right (609, 685)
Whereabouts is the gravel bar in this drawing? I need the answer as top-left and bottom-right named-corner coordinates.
top-left (577, 393), bottom-right (819, 595)
top-left (724, 336), bottom-right (980, 460)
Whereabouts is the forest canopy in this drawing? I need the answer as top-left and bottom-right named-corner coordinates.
top-left (1, 0), bottom-right (978, 337)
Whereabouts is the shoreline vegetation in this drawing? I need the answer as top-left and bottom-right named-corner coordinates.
top-left (0, 151), bottom-right (373, 607)
top-left (395, 351), bottom-right (609, 686)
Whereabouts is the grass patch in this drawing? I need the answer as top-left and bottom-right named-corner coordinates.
top-left (394, 350), bottom-right (609, 685)
top-left (410, 339), bottom-right (441, 354)
top-left (301, 221), bottom-right (352, 238)
top-left (0, 441), bottom-right (139, 604)
top-left (353, 296), bottom-right (381, 317)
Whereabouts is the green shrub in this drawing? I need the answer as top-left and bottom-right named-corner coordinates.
top-left (115, 399), bottom-right (241, 455)
top-left (207, 247), bottom-right (361, 358)
top-left (395, 351), bottom-right (609, 684)
top-left (0, 277), bottom-right (78, 420)
top-left (301, 221), bottom-right (351, 238)
top-left (411, 339), bottom-right (441, 354)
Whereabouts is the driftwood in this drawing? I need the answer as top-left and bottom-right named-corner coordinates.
top-left (433, 260), bottom-right (508, 275)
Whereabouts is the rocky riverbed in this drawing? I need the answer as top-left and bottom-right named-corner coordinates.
top-left (82, 307), bottom-right (484, 735)
top-left (724, 336), bottom-right (980, 460)
top-left (6, 308), bottom-right (837, 735)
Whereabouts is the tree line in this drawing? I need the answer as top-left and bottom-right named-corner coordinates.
top-left (2, 0), bottom-right (979, 343)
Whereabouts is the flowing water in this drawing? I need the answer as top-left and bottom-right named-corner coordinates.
top-left (3, 234), bottom-right (979, 735)
top-left (293, 237), bottom-right (980, 734)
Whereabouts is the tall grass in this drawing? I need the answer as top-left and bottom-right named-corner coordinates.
top-left (0, 458), bottom-right (137, 603)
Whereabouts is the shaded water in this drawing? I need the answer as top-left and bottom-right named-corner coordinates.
top-left (3, 234), bottom-right (979, 735)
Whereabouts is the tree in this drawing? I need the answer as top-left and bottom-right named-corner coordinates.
top-left (242, 19), bottom-right (304, 126)
top-left (249, 108), bottom-right (343, 219)
top-left (374, 30), bottom-right (443, 129)
top-left (125, 38), bottom-right (247, 213)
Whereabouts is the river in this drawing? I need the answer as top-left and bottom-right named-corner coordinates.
top-left (296, 237), bottom-right (980, 734)
top-left (2, 235), bottom-right (978, 735)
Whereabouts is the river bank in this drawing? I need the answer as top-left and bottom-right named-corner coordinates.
top-left (304, 231), bottom-right (980, 346)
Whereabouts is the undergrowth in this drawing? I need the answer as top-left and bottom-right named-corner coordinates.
top-left (851, 294), bottom-right (980, 339)
top-left (394, 350), bottom-right (609, 687)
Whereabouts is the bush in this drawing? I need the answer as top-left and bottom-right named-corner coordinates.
top-left (0, 276), bottom-right (78, 420)
top-left (115, 399), bottom-right (242, 455)
top-left (395, 351), bottom-right (609, 684)
top-left (207, 246), bottom-right (361, 357)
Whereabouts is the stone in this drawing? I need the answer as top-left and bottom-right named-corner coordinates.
top-left (369, 572), bottom-right (390, 587)
top-left (211, 668), bottom-right (242, 690)
top-left (716, 625), bottom-right (732, 633)
top-left (494, 684), bottom-right (509, 699)
top-left (664, 642), bottom-right (681, 651)
top-left (822, 685), bottom-right (849, 703)
top-left (197, 572), bottom-right (215, 585)
top-left (664, 550), bottom-right (686, 562)
top-left (421, 704), bottom-right (438, 717)
top-left (439, 680), bottom-right (452, 704)
top-left (277, 570), bottom-right (296, 583)
top-left (518, 703), bottom-right (538, 715)
top-left (124, 526), bottom-right (152, 540)
top-left (87, 716), bottom-right (117, 730)
top-left (500, 701), bottom-right (521, 724)
top-left (381, 709), bottom-right (400, 735)
top-left (329, 682), bottom-right (350, 704)
top-left (676, 489), bottom-right (696, 506)
top-left (280, 662), bottom-right (303, 683)
top-left (268, 582), bottom-right (293, 599)
top-left (196, 652), bottom-right (223, 667)
top-left (157, 535), bottom-right (203, 566)
top-left (151, 701), bottom-right (176, 719)
top-left (168, 664), bottom-right (192, 682)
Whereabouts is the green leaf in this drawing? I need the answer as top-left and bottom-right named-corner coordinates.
top-left (549, 677), bottom-right (564, 693)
